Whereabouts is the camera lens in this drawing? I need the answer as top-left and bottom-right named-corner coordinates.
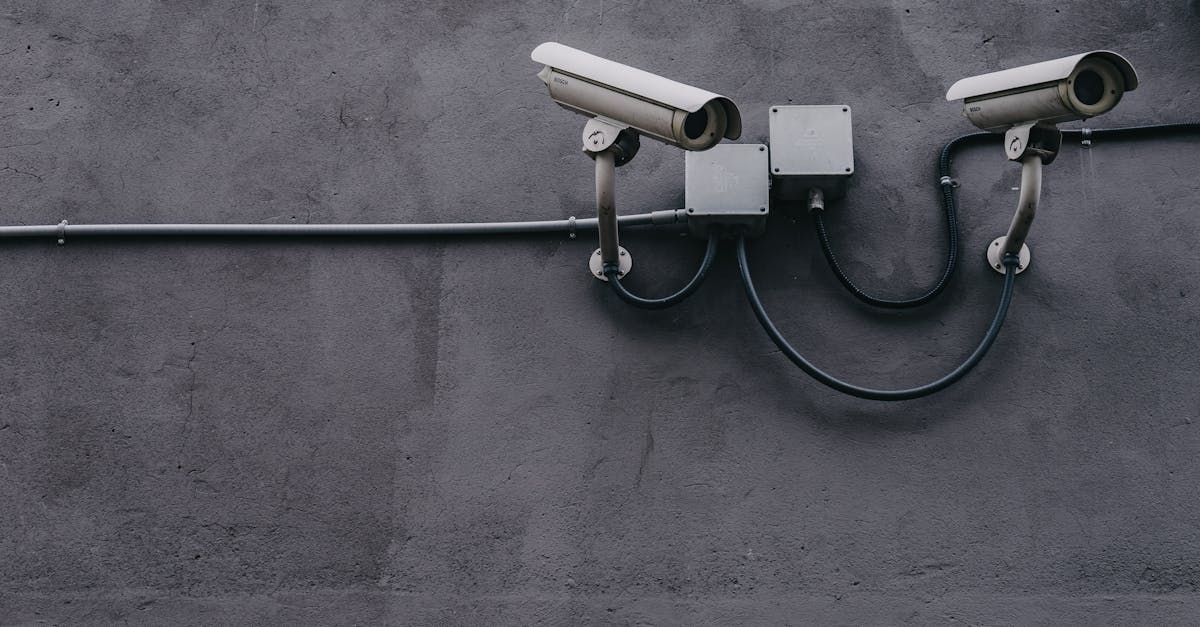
top-left (1073, 69), bottom-right (1105, 106)
top-left (683, 107), bottom-right (709, 140)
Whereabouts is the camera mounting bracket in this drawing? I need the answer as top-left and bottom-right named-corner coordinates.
top-left (581, 117), bottom-right (640, 165)
top-left (986, 153), bottom-right (1038, 275)
top-left (1004, 122), bottom-right (1062, 164)
top-left (986, 122), bottom-right (1063, 274)
top-left (581, 118), bottom-right (639, 281)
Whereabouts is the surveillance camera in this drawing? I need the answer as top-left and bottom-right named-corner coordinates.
top-left (532, 42), bottom-right (742, 151)
top-left (946, 51), bottom-right (1138, 132)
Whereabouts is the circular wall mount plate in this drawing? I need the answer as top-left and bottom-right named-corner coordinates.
top-left (590, 247), bottom-right (632, 282)
top-left (986, 237), bottom-right (1031, 275)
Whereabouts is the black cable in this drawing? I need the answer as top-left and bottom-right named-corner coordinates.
top-left (737, 234), bottom-right (1019, 401)
top-left (602, 232), bottom-right (719, 310)
top-left (812, 131), bottom-right (995, 308)
top-left (1061, 122), bottom-right (1200, 140)
top-left (813, 122), bottom-right (1200, 309)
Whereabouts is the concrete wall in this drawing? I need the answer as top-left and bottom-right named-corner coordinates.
top-left (2, 1), bottom-right (1198, 624)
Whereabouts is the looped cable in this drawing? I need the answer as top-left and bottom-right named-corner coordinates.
top-left (812, 131), bottom-right (996, 309)
top-left (603, 232), bottom-right (719, 310)
top-left (738, 234), bottom-right (1019, 401)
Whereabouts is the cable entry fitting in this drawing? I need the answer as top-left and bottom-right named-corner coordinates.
top-left (738, 234), bottom-right (1019, 401)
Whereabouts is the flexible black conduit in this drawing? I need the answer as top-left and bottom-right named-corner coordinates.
top-left (814, 122), bottom-right (1200, 309)
top-left (1060, 122), bottom-right (1200, 140)
top-left (738, 234), bottom-right (1019, 401)
top-left (812, 131), bottom-right (995, 308)
top-left (603, 232), bottom-right (719, 310)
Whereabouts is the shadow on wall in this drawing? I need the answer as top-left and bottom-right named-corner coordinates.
top-left (1193, 0), bottom-right (1200, 16)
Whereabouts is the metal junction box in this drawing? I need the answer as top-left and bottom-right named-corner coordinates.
top-left (684, 143), bottom-right (770, 238)
top-left (769, 105), bottom-right (854, 201)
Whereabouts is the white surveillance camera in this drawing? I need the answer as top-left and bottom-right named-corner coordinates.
top-left (946, 51), bottom-right (1138, 132)
top-left (948, 51), bottom-right (1139, 276)
top-left (532, 42), bottom-right (742, 151)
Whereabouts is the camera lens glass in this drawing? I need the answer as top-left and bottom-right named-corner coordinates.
top-left (1073, 69), bottom-right (1105, 106)
top-left (683, 107), bottom-right (709, 140)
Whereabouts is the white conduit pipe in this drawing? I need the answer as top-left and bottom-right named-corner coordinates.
top-left (0, 210), bottom-right (685, 242)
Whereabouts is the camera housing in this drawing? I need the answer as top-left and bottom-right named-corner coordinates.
top-left (946, 51), bottom-right (1138, 132)
top-left (532, 42), bottom-right (742, 151)
top-left (947, 51), bottom-right (1139, 276)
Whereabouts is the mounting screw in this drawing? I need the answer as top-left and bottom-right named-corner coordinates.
top-left (687, 208), bottom-right (695, 213)
top-left (760, 207), bottom-right (767, 212)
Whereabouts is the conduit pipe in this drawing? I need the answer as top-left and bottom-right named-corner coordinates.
top-left (0, 210), bottom-right (686, 243)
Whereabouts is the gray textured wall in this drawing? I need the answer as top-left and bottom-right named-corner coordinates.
top-left (2, 1), bottom-right (1199, 624)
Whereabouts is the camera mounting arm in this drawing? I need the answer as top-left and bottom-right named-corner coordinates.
top-left (582, 117), bottom-right (639, 281)
top-left (1003, 122), bottom-right (1062, 164)
top-left (986, 122), bottom-right (1062, 275)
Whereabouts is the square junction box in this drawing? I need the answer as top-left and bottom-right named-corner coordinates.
top-left (684, 143), bottom-right (770, 238)
top-left (769, 105), bottom-right (854, 201)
